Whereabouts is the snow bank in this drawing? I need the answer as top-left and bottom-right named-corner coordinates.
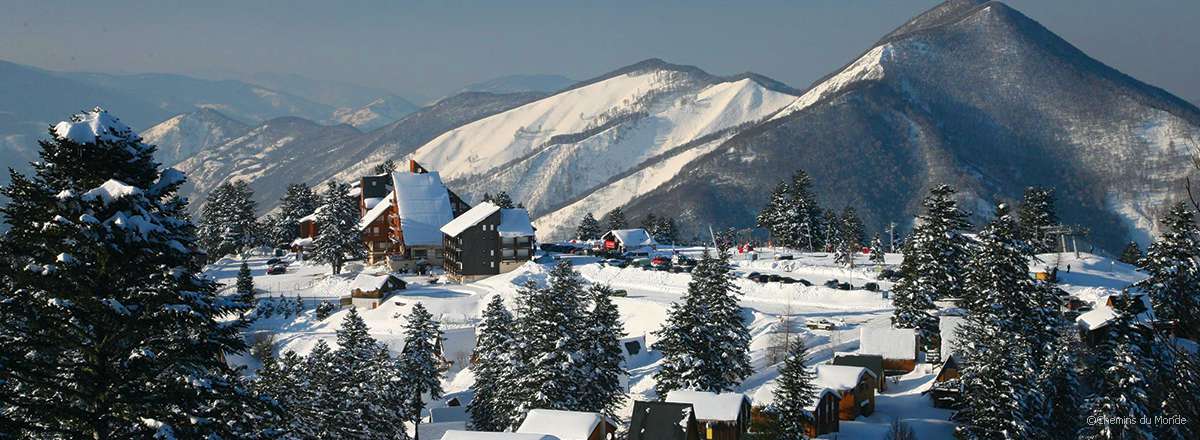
top-left (82, 179), bottom-right (141, 205)
top-left (516, 409), bottom-right (606, 440)
top-left (663, 390), bottom-right (747, 422)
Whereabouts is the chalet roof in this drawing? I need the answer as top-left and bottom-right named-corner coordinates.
top-left (604, 228), bottom-right (657, 247)
top-left (418, 421), bottom-right (466, 440)
top-left (517, 409), bottom-right (608, 440)
top-left (441, 202), bottom-right (501, 237)
top-left (1077, 293), bottom-right (1155, 331)
top-left (814, 364), bottom-right (876, 392)
top-left (858, 326), bottom-right (917, 360)
top-left (290, 237), bottom-right (313, 248)
top-left (348, 273), bottom-right (399, 292)
top-left (358, 195), bottom-right (394, 231)
top-left (939, 316), bottom-right (965, 358)
top-left (664, 390), bottom-right (748, 422)
top-left (803, 387), bottom-right (841, 412)
top-left (391, 171), bottom-right (454, 246)
top-left (499, 208), bottom-right (535, 238)
top-left (441, 431), bottom-right (560, 440)
top-left (832, 353), bottom-right (884, 380)
top-left (430, 406), bottom-right (469, 423)
top-left (628, 401), bottom-right (698, 440)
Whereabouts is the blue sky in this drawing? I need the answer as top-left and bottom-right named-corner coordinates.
top-left (1, 0), bottom-right (1197, 102)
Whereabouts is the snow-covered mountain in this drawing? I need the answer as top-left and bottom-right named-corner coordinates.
top-left (140, 109), bottom-right (251, 166)
top-left (176, 91), bottom-right (544, 213)
top-left (410, 59), bottom-right (799, 235)
top-left (332, 95), bottom-right (420, 131)
top-left (616, 0), bottom-right (1200, 251)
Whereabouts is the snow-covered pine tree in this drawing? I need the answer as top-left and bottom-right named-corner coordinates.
top-left (469, 295), bottom-right (519, 431)
top-left (1119, 241), bottom-right (1143, 265)
top-left (269, 183), bottom-right (318, 247)
top-left (604, 207), bottom-right (628, 231)
top-left (1039, 329), bottom-right (1084, 439)
top-left (577, 212), bottom-right (602, 241)
top-left (652, 250), bottom-right (751, 396)
top-left (640, 213), bottom-right (660, 236)
top-left (370, 343), bottom-right (413, 440)
top-left (1017, 187), bottom-right (1058, 254)
top-left (1153, 339), bottom-right (1200, 439)
top-left (770, 339), bottom-right (818, 440)
top-left (891, 185), bottom-right (971, 348)
top-left (512, 261), bottom-right (588, 423)
top-left (492, 191), bottom-right (515, 209)
top-left (400, 302), bottom-right (444, 436)
top-left (821, 210), bottom-right (839, 252)
top-left (299, 340), bottom-right (337, 437)
top-left (1134, 201), bottom-right (1200, 339)
top-left (655, 216), bottom-right (679, 244)
top-left (834, 207), bottom-right (865, 268)
top-left (580, 284), bottom-right (627, 419)
top-left (952, 312), bottom-right (1042, 440)
top-left (0, 108), bottom-right (266, 438)
top-left (197, 179), bottom-right (259, 258)
top-left (757, 180), bottom-right (794, 247)
top-left (327, 307), bottom-right (391, 438)
top-left (869, 233), bottom-right (886, 266)
top-left (237, 259), bottom-right (255, 303)
top-left (373, 158), bottom-right (397, 175)
top-left (311, 181), bottom-right (363, 274)
top-left (1079, 293), bottom-right (1156, 440)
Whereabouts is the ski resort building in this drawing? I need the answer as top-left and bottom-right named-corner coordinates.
top-left (440, 201), bottom-right (536, 282)
top-left (858, 327), bottom-right (919, 373)
top-left (600, 228), bottom-right (657, 254)
top-left (664, 390), bottom-right (751, 440)
top-left (516, 409), bottom-right (617, 440)
top-left (377, 165), bottom-right (469, 271)
top-left (627, 401), bottom-right (701, 440)
top-left (814, 364), bottom-right (877, 420)
top-left (342, 273), bottom-right (405, 309)
top-left (359, 174), bottom-right (396, 264)
top-left (1077, 293), bottom-right (1158, 346)
top-left (831, 353), bottom-right (887, 391)
top-left (805, 388), bottom-right (842, 437)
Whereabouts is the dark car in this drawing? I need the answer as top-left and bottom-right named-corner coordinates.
top-left (878, 268), bottom-right (902, 282)
top-left (266, 264), bottom-right (287, 275)
top-left (838, 282), bottom-right (853, 290)
top-left (780, 277), bottom-right (798, 284)
top-left (768, 274), bottom-right (782, 282)
top-left (266, 258), bottom-right (282, 266)
top-left (796, 279), bottom-right (813, 286)
top-left (824, 279), bottom-right (840, 289)
top-left (775, 254), bottom-right (794, 260)
top-left (746, 272), bottom-right (761, 280)
top-left (863, 282), bottom-right (880, 292)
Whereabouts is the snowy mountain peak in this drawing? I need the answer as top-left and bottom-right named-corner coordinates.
top-left (332, 94), bottom-right (418, 131)
top-left (141, 108), bottom-right (250, 165)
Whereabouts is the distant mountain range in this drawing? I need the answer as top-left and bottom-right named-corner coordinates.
top-left (6, 0), bottom-right (1198, 252)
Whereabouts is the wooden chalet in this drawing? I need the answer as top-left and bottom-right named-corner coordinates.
top-left (805, 388), bottom-right (842, 437)
top-left (628, 401), bottom-right (702, 440)
top-left (382, 168), bottom-right (466, 271)
top-left (600, 228), bottom-right (657, 254)
top-left (1076, 293), bottom-right (1156, 347)
top-left (291, 209), bottom-right (320, 253)
top-left (814, 364), bottom-right (877, 420)
top-left (517, 409), bottom-right (617, 440)
top-left (664, 390), bottom-right (751, 440)
top-left (440, 201), bottom-right (536, 282)
top-left (359, 174), bottom-right (397, 264)
top-left (831, 353), bottom-right (886, 391)
top-left (342, 273), bottom-right (405, 309)
top-left (928, 354), bottom-right (963, 409)
top-left (858, 326), bottom-right (919, 373)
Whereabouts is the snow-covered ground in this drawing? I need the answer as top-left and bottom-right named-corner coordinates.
top-left (205, 249), bottom-right (1144, 439)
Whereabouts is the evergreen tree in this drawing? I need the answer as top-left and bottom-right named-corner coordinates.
top-left (1134, 202), bottom-right (1200, 339)
top-left (1039, 330), bottom-right (1084, 439)
top-left (1119, 241), bottom-right (1143, 265)
top-left (1080, 294), bottom-right (1156, 440)
top-left (834, 207), bottom-right (865, 268)
top-left (327, 308), bottom-right (392, 438)
top-left (769, 340), bottom-right (818, 440)
top-left (576, 213), bottom-right (602, 241)
top-left (492, 191), bottom-right (515, 209)
top-left (654, 216), bottom-right (679, 244)
top-left (652, 250), bottom-right (751, 396)
top-left (300, 340), bottom-right (337, 437)
top-left (511, 261), bottom-right (588, 423)
top-left (757, 180), bottom-right (793, 246)
top-left (821, 210), bottom-right (839, 252)
top-left (869, 233), bottom-right (886, 266)
top-left (198, 179), bottom-right (259, 258)
top-left (268, 183), bottom-right (317, 247)
top-left (640, 213), bottom-right (660, 237)
top-left (400, 303), bottom-right (444, 436)
top-left (373, 159), bottom-right (397, 175)
top-left (468, 295), bottom-right (519, 431)
top-left (891, 185), bottom-right (971, 347)
top-left (311, 181), bottom-right (363, 274)
top-left (237, 259), bottom-right (256, 302)
top-left (757, 171), bottom-right (823, 250)
top-left (953, 313), bottom-right (1042, 440)
top-left (1154, 340), bottom-right (1200, 439)
top-left (0, 108), bottom-right (266, 438)
top-left (580, 284), bottom-right (627, 419)
top-left (1017, 187), bottom-right (1058, 254)
top-left (604, 207), bottom-right (628, 231)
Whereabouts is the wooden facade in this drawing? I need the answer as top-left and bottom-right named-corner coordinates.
top-left (806, 389), bottom-right (841, 437)
top-left (832, 353), bottom-right (887, 391)
top-left (664, 391), bottom-right (750, 440)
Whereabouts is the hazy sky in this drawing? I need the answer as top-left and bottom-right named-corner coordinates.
top-left (2, 0), bottom-right (1198, 102)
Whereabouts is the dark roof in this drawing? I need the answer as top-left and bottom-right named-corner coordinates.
top-left (628, 401), bottom-right (700, 440)
top-left (360, 175), bottom-right (392, 199)
top-left (832, 353), bottom-right (885, 380)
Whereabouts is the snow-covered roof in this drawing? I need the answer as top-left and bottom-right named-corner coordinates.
top-left (290, 237), bottom-right (313, 248)
top-left (358, 195), bottom-right (393, 230)
top-left (363, 197), bottom-right (384, 209)
top-left (348, 273), bottom-right (397, 292)
top-left (392, 171), bottom-right (454, 246)
top-left (441, 202), bottom-right (501, 237)
top-left (814, 364), bottom-right (876, 391)
top-left (939, 316), bottom-right (964, 358)
top-left (605, 229), bottom-right (657, 247)
top-left (430, 406), bottom-right (469, 423)
top-left (517, 409), bottom-right (607, 440)
top-left (499, 208), bottom-right (535, 238)
top-left (1076, 294), bottom-right (1155, 331)
top-left (54, 107), bottom-right (134, 144)
top-left (664, 390), bottom-right (748, 422)
top-left (440, 431), bottom-right (560, 440)
top-left (858, 326), bottom-right (917, 360)
top-left (418, 421), bottom-right (466, 440)
top-left (803, 387), bottom-right (841, 412)
top-left (82, 179), bottom-right (141, 205)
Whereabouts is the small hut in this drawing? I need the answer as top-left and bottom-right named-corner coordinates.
top-left (805, 387), bottom-right (841, 437)
top-left (858, 326), bottom-right (919, 373)
top-left (517, 409), bottom-right (617, 440)
top-left (814, 364), bottom-right (877, 420)
top-left (628, 401), bottom-right (701, 440)
top-left (600, 229), bottom-right (658, 254)
top-left (831, 353), bottom-right (886, 391)
top-left (343, 273), bottom-right (406, 309)
top-left (664, 390), bottom-right (751, 440)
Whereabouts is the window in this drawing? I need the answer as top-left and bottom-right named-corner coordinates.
top-left (517, 236), bottom-right (530, 245)
top-left (413, 249), bottom-right (428, 258)
top-left (516, 248), bottom-right (530, 258)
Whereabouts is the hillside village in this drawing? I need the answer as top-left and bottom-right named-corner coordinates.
top-left (4, 1), bottom-right (1200, 440)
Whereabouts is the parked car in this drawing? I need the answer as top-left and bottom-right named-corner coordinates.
top-left (863, 282), bottom-right (880, 292)
top-left (650, 256), bottom-right (671, 270)
top-left (805, 318), bottom-right (836, 330)
top-left (601, 258), bottom-right (628, 268)
top-left (266, 264), bottom-right (287, 275)
top-left (775, 254), bottom-right (794, 260)
top-left (768, 274), bottom-right (782, 282)
top-left (631, 257), bottom-right (652, 268)
top-left (779, 277), bottom-right (798, 284)
top-left (796, 278), bottom-right (813, 286)
top-left (838, 282), bottom-right (853, 290)
top-left (611, 289), bottom-right (628, 297)
top-left (823, 279), bottom-right (840, 289)
top-left (878, 268), bottom-right (902, 281)
top-left (746, 272), bottom-right (762, 281)
top-left (266, 258), bottom-right (282, 266)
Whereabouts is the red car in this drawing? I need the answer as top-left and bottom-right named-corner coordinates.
top-left (266, 264), bottom-right (287, 275)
